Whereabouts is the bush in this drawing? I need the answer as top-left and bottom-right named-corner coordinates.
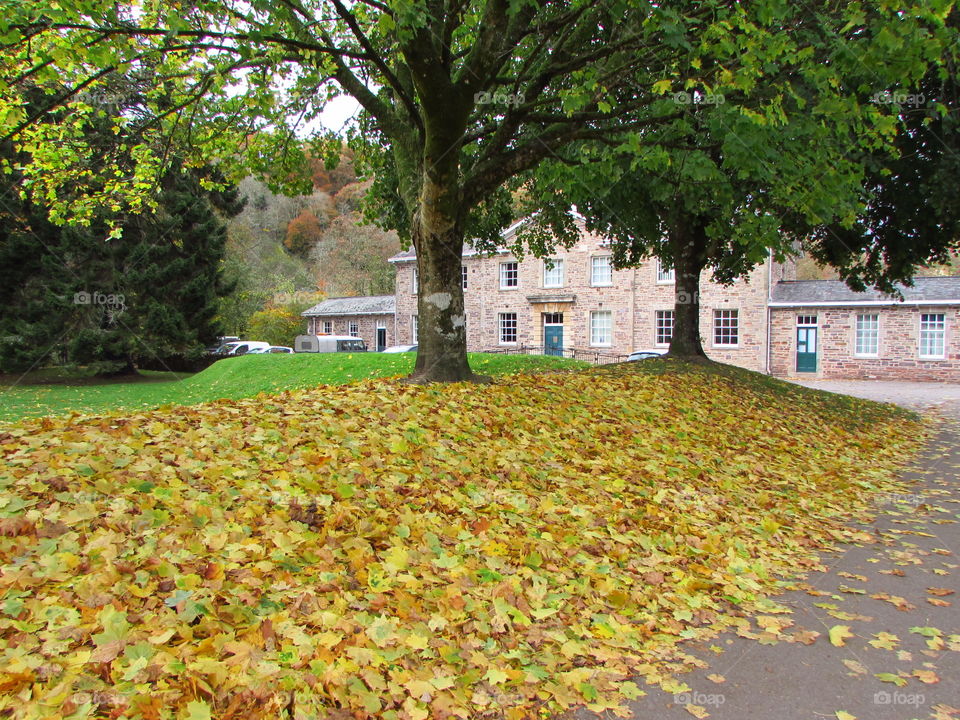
top-left (246, 306), bottom-right (304, 347)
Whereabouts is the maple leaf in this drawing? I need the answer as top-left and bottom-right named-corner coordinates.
top-left (829, 625), bottom-right (854, 647)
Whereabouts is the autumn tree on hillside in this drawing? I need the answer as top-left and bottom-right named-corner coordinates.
top-left (284, 210), bottom-right (325, 258)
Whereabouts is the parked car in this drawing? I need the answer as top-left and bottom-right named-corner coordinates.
top-left (627, 349), bottom-right (667, 362)
top-left (206, 336), bottom-right (240, 354)
top-left (214, 341), bottom-right (271, 357)
top-left (247, 346), bottom-right (294, 354)
top-left (294, 335), bottom-right (368, 353)
top-left (382, 344), bottom-right (418, 353)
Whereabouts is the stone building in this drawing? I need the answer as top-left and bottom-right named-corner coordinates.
top-left (388, 220), bottom-right (793, 371)
top-left (769, 278), bottom-right (960, 381)
top-left (302, 295), bottom-right (395, 352)
top-left (304, 219), bottom-right (960, 380)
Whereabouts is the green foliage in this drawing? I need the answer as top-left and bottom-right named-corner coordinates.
top-left (0, 158), bottom-right (241, 374)
top-left (245, 306), bottom-right (304, 347)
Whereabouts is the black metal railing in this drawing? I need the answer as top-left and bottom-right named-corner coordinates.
top-left (480, 345), bottom-right (628, 365)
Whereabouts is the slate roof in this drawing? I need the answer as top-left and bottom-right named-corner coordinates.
top-left (387, 217), bottom-right (537, 262)
top-left (301, 295), bottom-right (396, 316)
top-left (770, 277), bottom-right (960, 306)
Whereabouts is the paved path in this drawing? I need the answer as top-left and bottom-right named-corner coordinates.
top-left (787, 379), bottom-right (960, 419)
top-left (571, 385), bottom-right (960, 720)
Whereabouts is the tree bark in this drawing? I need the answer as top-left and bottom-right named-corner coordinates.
top-left (404, 144), bottom-right (485, 383)
top-left (666, 214), bottom-right (710, 359)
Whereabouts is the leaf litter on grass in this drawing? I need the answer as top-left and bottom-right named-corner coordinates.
top-left (0, 370), bottom-right (924, 719)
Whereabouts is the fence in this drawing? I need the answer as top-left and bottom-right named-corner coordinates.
top-left (481, 345), bottom-right (628, 365)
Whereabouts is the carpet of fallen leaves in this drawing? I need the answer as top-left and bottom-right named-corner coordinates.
top-left (0, 370), bottom-right (924, 719)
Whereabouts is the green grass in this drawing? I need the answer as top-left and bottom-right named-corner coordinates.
top-left (0, 352), bottom-right (585, 422)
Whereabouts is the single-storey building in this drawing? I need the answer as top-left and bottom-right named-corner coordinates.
top-left (302, 295), bottom-right (396, 352)
top-left (769, 278), bottom-right (960, 381)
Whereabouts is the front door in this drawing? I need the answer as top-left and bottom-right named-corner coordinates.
top-left (796, 327), bottom-right (818, 372)
top-left (543, 313), bottom-right (564, 356)
top-left (376, 327), bottom-right (387, 352)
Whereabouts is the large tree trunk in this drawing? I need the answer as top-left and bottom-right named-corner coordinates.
top-left (666, 214), bottom-right (709, 359)
top-left (405, 141), bottom-right (484, 383)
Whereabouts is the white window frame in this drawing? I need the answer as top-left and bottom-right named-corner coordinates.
top-left (590, 310), bottom-right (613, 347)
top-left (713, 309), bottom-right (740, 347)
top-left (591, 255), bottom-right (613, 287)
top-left (655, 310), bottom-right (674, 347)
top-left (411, 315), bottom-right (419, 343)
top-left (656, 259), bottom-right (675, 284)
top-left (499, 261), bottom-right (519, 289)
top-left (348, 321), bottom-right (359, 337)
top-left (461, 265), bottom-right (468, 290)
top-left (411, 267), bottom-right (419, 295)
top-left (322, 320), bottom-right (332, 335)
top-left (543, 258), bottom-right (564, 288)
top-left (854, 313), bottom-right (880, 357)
top-left (498, 313), bottom-right (518, 344)
top-left (919, 313), bottom-right (946, 359)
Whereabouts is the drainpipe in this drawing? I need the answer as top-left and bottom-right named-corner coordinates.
top-left (765, 250), bottom-right (774, 375)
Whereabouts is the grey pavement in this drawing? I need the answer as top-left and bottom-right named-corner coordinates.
top-left (571, 384), bottom-right (960, 720)
top-left (787, 379), bottom-right (960, 419)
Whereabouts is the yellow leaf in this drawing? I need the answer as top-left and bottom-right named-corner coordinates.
top-left (829, 625), bottom-right (854, 647)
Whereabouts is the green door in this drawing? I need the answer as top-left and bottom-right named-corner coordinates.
top-left (796, 327), bottom-right (818, 372)
top-left (544, 324), bottom-right (564, 356)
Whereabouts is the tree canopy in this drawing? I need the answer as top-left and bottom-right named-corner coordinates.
top-left (0, 0), bottom-right (956, 378)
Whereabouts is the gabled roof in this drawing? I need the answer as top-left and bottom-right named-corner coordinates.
top-left (770, 277), bottom-right (960, 306)
top-left (301, 295), bottom-right (396, 316)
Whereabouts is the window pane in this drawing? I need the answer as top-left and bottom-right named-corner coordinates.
top-left (713, 309), bottom-right (739, 346)
top-left (590, 311), bottom-right (612, 345)
top-left (412, 316), bottom-right (419, 343)
top-left (591, 256), bottom-right (612, 285)
top-left (656, 310), bottom-right (674, 345)
top-left (656, 259), bottom-right (675, 283)
top-left (855, 314), bottom-right (879, 356)
top-left (499, 313), bottom-right (518, 343)
top-left (543, 259), bottom-right (564, 288)
top-left (461, 266), bottom-right (468, 289)
top-left (919, 313), bottom-right (946, 358)
top-left (348, 322), bottom-right (359, 337)
top-left (500, 262), bottom-right (519, 288)
top-left (412, 268), bottom-right (418, 294)
top-left (322, 320), bottom-right (332, 334)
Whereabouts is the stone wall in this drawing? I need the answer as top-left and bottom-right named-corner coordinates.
top-left (770, 306), bottom-right (960, 381)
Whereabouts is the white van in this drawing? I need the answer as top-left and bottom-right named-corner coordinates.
top-left (294, 335), bottom-right (368, 353)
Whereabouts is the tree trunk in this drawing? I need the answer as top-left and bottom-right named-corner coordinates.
top-left (666, 214), bottom-right (709, 359)
top-left (405, 157), bottom-right (484, 383)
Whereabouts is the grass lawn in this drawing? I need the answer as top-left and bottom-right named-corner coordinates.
top-left (0, 361), bottom-right (922, 719)
top-left (0, 352), bottom-right (585, 422)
